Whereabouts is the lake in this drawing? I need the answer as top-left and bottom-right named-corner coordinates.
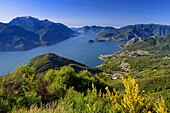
top-left (0, 34), bottom-right (126, 75)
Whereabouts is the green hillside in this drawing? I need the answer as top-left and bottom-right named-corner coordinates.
top-left (119, 34), bottom-right (170, 57)
top-left (0, 53), bottom-right (169, 112)
top-left (27, 53), bottom-right (86, 73)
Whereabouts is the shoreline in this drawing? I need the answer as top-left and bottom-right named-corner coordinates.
top-left (95, 42), bottom-right (128, 68)
top-left (96, 57), bottom-right (105, 67)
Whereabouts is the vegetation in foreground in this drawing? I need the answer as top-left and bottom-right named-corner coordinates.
top-left (0, 53), bottom-right (169, 112)
top-left (0, 65), bottom-right (168, 113)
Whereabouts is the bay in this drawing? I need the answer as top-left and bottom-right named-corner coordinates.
top-left (0, 34), bottom-right (126, 75)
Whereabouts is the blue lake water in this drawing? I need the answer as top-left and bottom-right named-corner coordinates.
top-left (0, 34), bottom-right (126, 75)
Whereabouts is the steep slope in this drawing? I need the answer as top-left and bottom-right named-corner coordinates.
top-left (0, 22), bottom-right (6, 30)
top-left (0, 23), bottom-right (40, 51)
top-left (77, 25), bottom-right (115, 34)
top-left (96, 24), bottom-right (170, 41)
top-left (37, 23), bottom-right (75, 45)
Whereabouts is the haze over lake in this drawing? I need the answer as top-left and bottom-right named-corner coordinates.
top-left (0, 34), bottom-right (126, 76)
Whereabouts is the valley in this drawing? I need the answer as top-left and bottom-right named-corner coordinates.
top-left (0, 0), bottom-right (170, 112)
top-left (0, 17), bottom-right (169, 113)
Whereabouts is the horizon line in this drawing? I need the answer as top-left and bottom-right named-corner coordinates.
top-left (1, 15), bottom-right (170, 28)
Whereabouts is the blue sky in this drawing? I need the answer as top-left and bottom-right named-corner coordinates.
top-left (0, 0), bottom-right (170, 27)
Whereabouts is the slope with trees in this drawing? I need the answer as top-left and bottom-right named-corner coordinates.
top-left (0, 53), bottom-right (169, 112)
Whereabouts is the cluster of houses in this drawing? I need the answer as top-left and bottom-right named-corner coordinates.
top-left (102, 71), bottom-right (128, 80)
top-left (102, 73), bottom-right (118, 80)
top-left (119, 61), bottom-right (130, 72)
top-left (102, 61), bottom-right (129, 80)
top-left (99, 54), bottom-right (113, 60)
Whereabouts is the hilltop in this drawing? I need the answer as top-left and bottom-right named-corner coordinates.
top-left (27, 53), bottom-right (86, 73)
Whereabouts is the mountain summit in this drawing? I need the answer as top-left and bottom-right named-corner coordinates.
top-left (9, 16), bottom-right (53, 32)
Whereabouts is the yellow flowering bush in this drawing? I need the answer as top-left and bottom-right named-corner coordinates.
top-left (103, 77), bottom-right (168, 113)
top-left (154, 96), bottom-right (168, 113)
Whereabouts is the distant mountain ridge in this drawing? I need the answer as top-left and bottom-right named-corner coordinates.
top-left (1, 17), bottom-right (170, 52)
top-left (96, 24), bottom-right (170, 41)
top-left (0, 16), bottom-right (76, 51)
top-left (77, 25), bottom-right (115, 34)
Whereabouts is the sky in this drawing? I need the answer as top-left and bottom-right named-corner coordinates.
top-left (0, 0), bottom-right (170, 28)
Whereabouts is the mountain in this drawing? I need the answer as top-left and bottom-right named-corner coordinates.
top-left (9, 16), bottom-right (76, 46)
top-left (0, 23), bottom-right (40, 51)
top-left (0, 16), bottom-right (77, 52)
top-left (77, 25), bottom-right (115, 34)
top-left (96, 24), bottom-right (170, 41)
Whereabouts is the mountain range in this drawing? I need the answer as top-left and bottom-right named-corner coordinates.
top-left (95, 24), bottom-right (170, 41)
top-left (1, 16), bottom-right (170, 52)
top-left (0, 16), bottom-right (76, 52)
top-left (0, 16), bottom-right (169, 112)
